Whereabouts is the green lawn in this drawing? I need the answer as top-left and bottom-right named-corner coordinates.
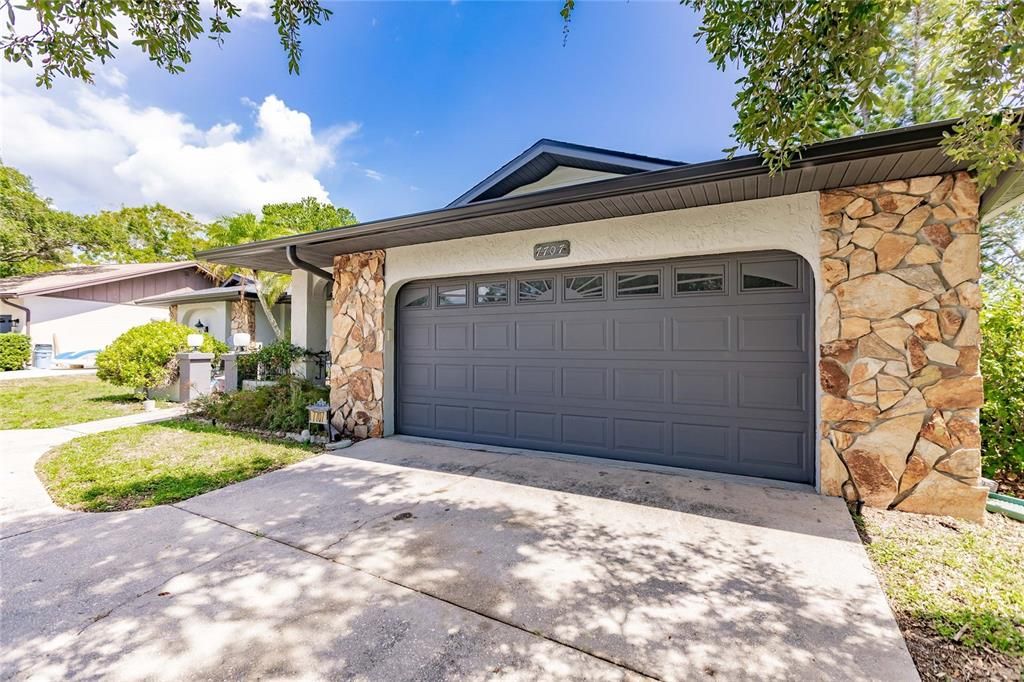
top-left (858, 508), bottom-right (1023, 679)
top-left (37, 420), bottom-right (317, 511)
top-left (0, 375), bottom-right (155, 429)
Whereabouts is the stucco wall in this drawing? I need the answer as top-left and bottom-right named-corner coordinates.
top-left (179, 302), bottom-right (230, 342)
top-left (2, 296), bottom-right (169, 352)
top-left (383, 192), bottom-right (824, 444)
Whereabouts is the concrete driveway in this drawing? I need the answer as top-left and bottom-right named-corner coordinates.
top-left (2, 436), bottom-right (917, 681)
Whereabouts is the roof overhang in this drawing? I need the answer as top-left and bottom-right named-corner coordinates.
top-left (199, 119), bottom-right (1021, 274)
top-left (135, 285), bottom-right (291, 306)
top-left (0, 261), bottom-right (211, 298)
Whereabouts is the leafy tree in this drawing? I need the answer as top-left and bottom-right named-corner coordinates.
top-left (979, 277), bottom-right (1024, 481)
top-left (1, 0), bottom-right (331, 87)
top-left (563, 0), bottom-right (1023, 190)
top-left (981, 205), bottom-right (1024, 286)
top-left (205, 197), bottom-right (356, 340)
top-left (82, 204), bottom-right (205, 264)
top-left (0, 164), bottom-right (85, 277)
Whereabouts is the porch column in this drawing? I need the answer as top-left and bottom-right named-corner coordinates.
top-left (329, 251), bottom-right (385, 439)
top-left (290, 269), bottom-right (329, 380)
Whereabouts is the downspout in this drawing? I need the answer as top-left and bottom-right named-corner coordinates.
top-left (1, 297), bottom-right (30, 337)
top-left (285, 245), bottom-right (332, 281)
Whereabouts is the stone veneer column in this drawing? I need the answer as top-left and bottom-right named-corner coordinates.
top-left (329, 250), bottom-right (385, 439)
top-left (230, 298), bottom-right (256, 336)
top-left (818, 172), bottom-right (988, 522)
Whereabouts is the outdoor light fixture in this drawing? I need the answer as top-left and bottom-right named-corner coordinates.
top-left (186, 333), bottom-right (204, 349)
top-left (230, 332), bottom-right (251, 350)
top-left (307, 399), bottom-right (334, 440)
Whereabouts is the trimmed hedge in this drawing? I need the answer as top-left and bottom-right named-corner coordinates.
top-left (0, 333), bottom-right (31, 371)
top-left (191, 377), bottom-right (330, 434)
top-left (96, 321), bottom-right (227, 391)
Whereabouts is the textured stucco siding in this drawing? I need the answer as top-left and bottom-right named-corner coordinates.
top-left (8, 295), bottom-right (169, 352)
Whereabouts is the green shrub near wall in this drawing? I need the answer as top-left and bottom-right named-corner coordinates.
top-left (96, 321), bottom-right (228, 391)
top-left (0, 333), bottom-right (31, 371)
top-left (980, 280), bottom-right (1024, 480)
top-left (192, 377), bottom-right (329, 434)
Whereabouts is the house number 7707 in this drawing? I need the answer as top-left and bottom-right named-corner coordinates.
top-left (533, 240), bottom-right (570, 260)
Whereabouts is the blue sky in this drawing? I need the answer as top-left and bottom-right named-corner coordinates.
top-left (3, 1), bottom-right (741, 223)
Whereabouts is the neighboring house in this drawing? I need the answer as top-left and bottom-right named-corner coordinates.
top-left (201, 122), bottom-right (1024, 523)
top-left (0, 262), bottom-right (219, 358)
top-left (135, 282), bottom-right (293, 347)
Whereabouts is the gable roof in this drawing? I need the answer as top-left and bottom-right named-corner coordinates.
top-left (448, 139), bottom-right (683, 207)
top-left (0, 262), bottom-right (211, 298)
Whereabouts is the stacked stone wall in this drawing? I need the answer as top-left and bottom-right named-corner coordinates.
top-left (818, 172), bottom-right (987, 522)
top-left (230, 298), bottom-right (256, 336)
top-left (329, 251), bottom-right (385, 439)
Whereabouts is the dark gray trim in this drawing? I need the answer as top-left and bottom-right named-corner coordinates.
top-left (198, 119), bottom-right (1020, 273)
top-left (447, 139), bottom-right (683, 207)
top-left (286, 244), bottom-right (333, 280)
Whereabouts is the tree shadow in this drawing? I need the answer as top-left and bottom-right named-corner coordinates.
top-left (2, 438), bottom-right (921, 680)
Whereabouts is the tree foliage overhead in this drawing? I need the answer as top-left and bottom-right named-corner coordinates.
top-left (1, 0), bottom-right (332, 87)
top-left (84, 204), bottom-right (204, 264)
top-left (205, 197), bottom-right (357, 341)
top-left (0, 164), bottom-right (85, 277)
top-left (564, 0), bottom-right (1023, 190)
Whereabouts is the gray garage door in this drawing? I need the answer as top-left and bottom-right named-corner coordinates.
top-left (396, 251), bottom-right (814, 483)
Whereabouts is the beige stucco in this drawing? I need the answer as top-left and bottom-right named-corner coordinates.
top-left (382, 193), bottom-right (826, 474)
top-left (503, 166), bottom-right (626, 197)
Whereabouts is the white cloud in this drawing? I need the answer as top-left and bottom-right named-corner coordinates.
top-left (1, 68), bottom-right (357, 221)
top-left (97, 66), bottom-right (128, 89)
top-left (364, 169), bottom-right (383, 181)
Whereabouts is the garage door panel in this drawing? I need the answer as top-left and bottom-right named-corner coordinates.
top-left (515, 321), bottom-right (557, 350)
top-left (671, 369), bottom-right (731, 406)
top-left (473, 322), bottom-right (511, 350)
top-left (738, 314), bottom-right (807, 352)
top-left (671, 316), bottom-right (732, 351)
top-left (397, 252), bottom-right (814, 483)
top-left (613, 319), bottom-right (666, 351)
top-left (562, 319), bottom-right (609, 351)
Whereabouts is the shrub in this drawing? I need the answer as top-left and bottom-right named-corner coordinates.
top-left (97, 321), bottom-right (228, 391)
top-left (980, 279), bottom-right (1024, 479)
top-left (0, 333), bottom-right (31, 371)
top-left (237, 340), bottom-right (309, 380)
top-left (191, 376), bottom-right (329, 433)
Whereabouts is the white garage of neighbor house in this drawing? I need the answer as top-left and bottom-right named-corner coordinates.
top-left (0, 262), bottom-right (218, 364)
top-left (201, 120), bottom-right (1024, 523)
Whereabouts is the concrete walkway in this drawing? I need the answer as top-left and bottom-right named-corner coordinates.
top-left (0, 407), bottom-right (186, 538)
top-left (1, 430), bottom-right (919, 681)
top-left (0, 368), bottom-right (97, 381)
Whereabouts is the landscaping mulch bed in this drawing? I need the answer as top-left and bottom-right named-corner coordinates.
top-left (858, 507), bottom-right (1024, 681)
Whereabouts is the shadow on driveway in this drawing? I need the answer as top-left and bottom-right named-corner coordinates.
top-left (2, 435), bottom-right (918, 680)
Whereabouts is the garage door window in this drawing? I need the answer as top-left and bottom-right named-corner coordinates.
top-left (564, 274), bottom-right (605, 300)
top-left (615, 271), bottom-right (660, 297)
top-left (476, 282), bottom-right (509, 305)
top-left (740, 259), bottom-right (799, 291)
top-left (437, 284), bottom-right (468, 306)
top-left (518, 279), bottom-right (554, 303)
top-left (674, 265), bottom-right (725, 294)
top-left (400, 286), bottom-right (430, 308)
